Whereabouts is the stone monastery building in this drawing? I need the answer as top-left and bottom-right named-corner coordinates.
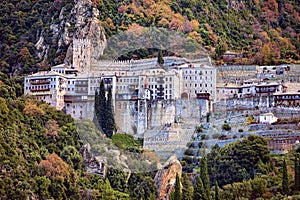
top-left (24, 38), bottom-right (217, 135)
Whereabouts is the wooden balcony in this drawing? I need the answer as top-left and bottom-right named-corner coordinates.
top-left (30, 88), bottom-right (50, 92)
top-left (30, 80), bottom-right (50, 85)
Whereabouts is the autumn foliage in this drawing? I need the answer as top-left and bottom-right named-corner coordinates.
top-left (38, 154), bottom-right (72, 182)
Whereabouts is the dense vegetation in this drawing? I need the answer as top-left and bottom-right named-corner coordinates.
top-left (0, 72), bottom-right (157, 199)
top-left (0, 0), bottom-right (299, 75)
top-left (94, 80), bottom-right (115, 138)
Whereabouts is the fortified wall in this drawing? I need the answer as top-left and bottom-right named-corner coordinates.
top-left (114, 98), bottom-right (209, 136)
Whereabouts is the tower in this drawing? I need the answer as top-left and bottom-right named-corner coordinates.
top-left (72, 38), bottom-right (91, 73)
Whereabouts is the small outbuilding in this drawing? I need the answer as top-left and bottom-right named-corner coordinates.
top-left (259, 112), bottom-right (278, 124)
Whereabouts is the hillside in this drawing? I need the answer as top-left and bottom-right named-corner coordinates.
top-left (0, 0), bottom-right (299, 75)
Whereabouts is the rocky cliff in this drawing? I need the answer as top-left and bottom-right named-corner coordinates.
top-left (35, 0), bottom-right (106, 66)
top-left (154, 156), bottom-right (182, 200)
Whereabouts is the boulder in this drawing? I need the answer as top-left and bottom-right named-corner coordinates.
top-left (154, 155), bottom-right (182, 200)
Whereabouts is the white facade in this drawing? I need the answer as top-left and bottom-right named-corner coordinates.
top-left (24, 71), bottom-right (66, 110)
top-left (181, 63), bottom-right (217, 101)
top-left (259, 112), bottom-right (278, 124)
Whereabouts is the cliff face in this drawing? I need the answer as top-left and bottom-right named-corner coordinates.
top-left (154, 156), bottom-right (182, 200)
top-left (35, 0), bottom-right (106, 66)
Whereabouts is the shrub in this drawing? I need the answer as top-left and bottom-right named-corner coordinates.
top-left (195, 126), bottom-right (203, 133)
top-left (184, 148), bottom-right (194, 156)
top-left (222, 123), bottom-right (231, 131)
top-left (212, 133), bottom-right (221, 139)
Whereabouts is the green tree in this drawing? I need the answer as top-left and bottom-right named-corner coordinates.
top-left (182, 173), bottom-right (193, 200)
top-left (282, 159), bottom-right (289, 195)
top-left (214, 181), bottom-right (219, 200)
top-left (295, 152), bottom-right (300, 191)
top-left (134, 176), bottom-right (157, 200)
top-left (96, 80), bottom-right (107, 135)
top-left (105, 87), bottom-right (115, 138)
top-left (93, 90), bottom-right (99, 125)
top-left (174, 173), bottom-right (182, 200)
top-left (60, 146), bottom-right (83, 171)
top-left (157, 49), bottom-right (164, 66)
top-left (200, 156), bottom-right (211, 200)
top-left (215, 42), bottom-right (227, 59)
top-left (193, 176), bottom-right (206, 200)
top-left (34, 176), bottom-right (51, 199)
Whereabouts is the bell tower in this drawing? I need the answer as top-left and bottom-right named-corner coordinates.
top-left (72, 38), bottom-right (91, 73)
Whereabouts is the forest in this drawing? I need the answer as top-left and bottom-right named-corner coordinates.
top-left (0, 0), bottom-right (299, 75)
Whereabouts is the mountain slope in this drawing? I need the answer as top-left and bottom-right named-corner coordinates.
top-left (0, 0), bottom-right (299, 75)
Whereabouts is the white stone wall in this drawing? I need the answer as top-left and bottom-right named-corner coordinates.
top-left (182, 64), bottom-right (217, 101)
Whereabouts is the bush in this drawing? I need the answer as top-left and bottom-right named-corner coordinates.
top-left (184, 148), bottom-right (194, 156)
top-left (222, 123), bottom-right (232, 131)
top-left (238, 129), bottom-right (244, 132)
top-left (219, 134), bottom-right (229, 140)
top-left (212, 133), bottom-right (221, 139)
top-left (195, 126), bottom-right (203, 133)
top-left (111, 134), bottom-right (141, 149)
top-left (201, 134), bottom-right (209, 140)
top-left (187, 142), bottom-right (194, 148)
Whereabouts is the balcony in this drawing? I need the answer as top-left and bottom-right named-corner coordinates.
top-left (75, 89), bottom-right (88, 94)
top-left (75, 82), bottom-right (88, 87)
top-left (30, 80), bottom-right (50, 85)
top-left (30, 88), bottom-right (50, 92)
top-left (64, 97), bottom-right (73, 103)
top-left (156, 79), bottom-right (165, 84)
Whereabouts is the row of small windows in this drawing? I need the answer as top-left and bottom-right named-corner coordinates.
top-left (185, 83), bottom-right (213, 88)
top-left (147, 77), bottom-right (173, 82)
top-left (117, 78), bottom-right (138, 83)
top-left (184, 76), bottom-right (213, 81)
top-left (183, 70), bottom-right (213, 75)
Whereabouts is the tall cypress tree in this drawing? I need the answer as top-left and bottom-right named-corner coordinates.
top-left (295, 153), bottom-right (300, 191)
top-left (157, 49), bottom-right (164, 66)
top-left (105, 87), bottom-right (115, 138)
top-left (214, 181), bottom-right (219, 200)
top-left (282, 159), bottom-right (289, 195)
top-left (193, 176), bottom-right (206, 200)
top-left (200, 156), bottom-right (211, 200)
top-left (93, 90), bottom-right (99, 126)
top-left (182, 173), bottom-right (193, 200)
top-left (98, 80), bottom-right (107, 135)
top-left (173, 173), bottom-right (182, 200)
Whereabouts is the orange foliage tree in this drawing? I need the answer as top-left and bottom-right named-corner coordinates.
top-left (45, 119), bottom-right (59, 139)
top-left (38, 154), bottom-right (72, 182)
top-left (23, 102), bottom-right (45, 117)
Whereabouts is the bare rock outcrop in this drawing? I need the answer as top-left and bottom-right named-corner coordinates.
top-left (80, 143), bottom-right (107, 177)
top-left (35, 0), bottom-right (106, 65)
top-left (154, 155), bottom-right (182, 200)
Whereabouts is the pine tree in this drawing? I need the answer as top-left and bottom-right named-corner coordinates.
top-left (214, 181), bottom-right (219, 200)
top-left (98, 80), bottom-right (107, 134)
top-left (182, 173), bottom-right (193, 200)
top-left (174, 173), bottom-right (182, 200)
top-left (295, 153), bottom-right (300, 191)
top-left (157, 49), bottom-right (164, 66)
top-left (105, 87), bottom-right (115, 138)
top-left (193, 176), bottom-right (206, 200)
top-left (93, 90), bottom-right (99, 126)
top-left (282, 159), bottom-right (289, 195)
top-left (200, 156), bottom-right (211, 200)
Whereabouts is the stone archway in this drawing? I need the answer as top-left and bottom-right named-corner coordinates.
top-left (181, 92), bottom-right (188, 99)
